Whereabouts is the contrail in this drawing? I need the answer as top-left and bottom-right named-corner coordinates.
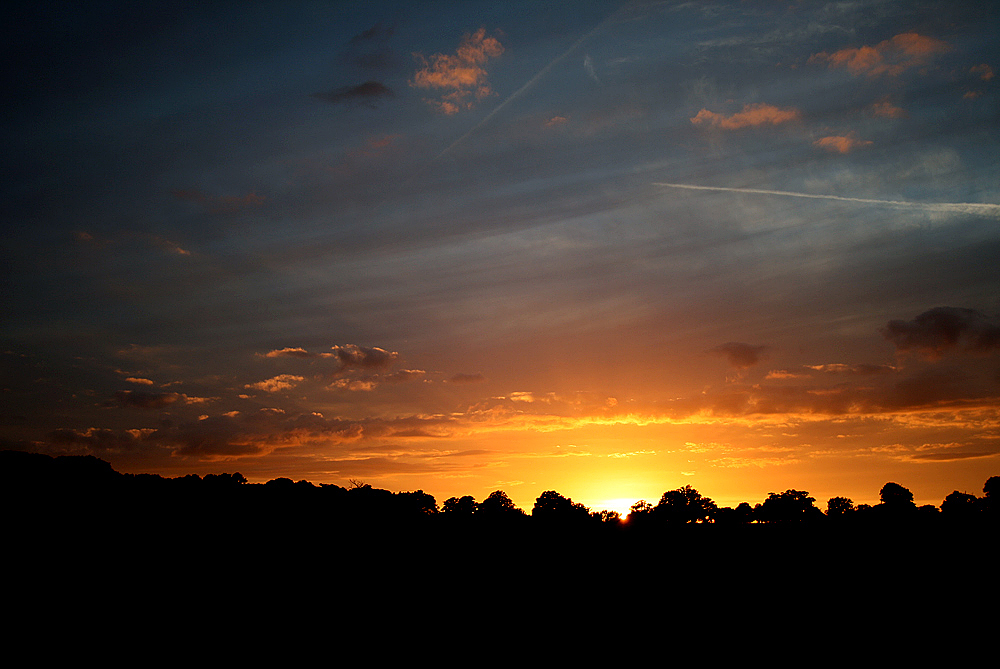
top-left (653, 182), bottom-right (1000, 218)
top-left (436, 3), bottom-right (634, 161)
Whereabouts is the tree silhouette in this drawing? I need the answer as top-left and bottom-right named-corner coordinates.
top-left (757, 489), bottom-right (818, 523)
top-left (713, 502), bottom-right (754, 525)
top-left (941, 490), bottom-right (978, 518)
top-left (478, 490), bottom-right (524, 518)
top-left (442, 495), bottom-right (478, 515)
top-left (826, 496), bottom-right (854, 517)
top-left (879, 482), bottom-right (915, 507)
top-left (653, 485), bottom-right (717, 524)
top-left (532, 490), bottom-right (591, 523)
top-left (983, 476), bottom-right (999, 516)
top-left (596, 509), bottom-right (621, 524)
top-left (626, 500), bottom-right (654, 526)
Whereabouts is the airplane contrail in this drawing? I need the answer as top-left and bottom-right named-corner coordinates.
top-left (436, 3), bottom-right (634, 161)
top-left (653, 182), bottom-right (1000, 218)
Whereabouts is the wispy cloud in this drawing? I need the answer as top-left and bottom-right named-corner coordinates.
top-left (654, 183), bottom-right (1000, 217)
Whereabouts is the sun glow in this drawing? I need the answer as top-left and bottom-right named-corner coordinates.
top-left (594, 497), bottom-right (641, 518)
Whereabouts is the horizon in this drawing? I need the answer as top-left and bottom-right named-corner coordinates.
top-left (3, 1), bottom-right (999, 516)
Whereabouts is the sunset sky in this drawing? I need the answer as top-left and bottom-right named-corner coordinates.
top-left (3, 0), bottom-right (999, 513)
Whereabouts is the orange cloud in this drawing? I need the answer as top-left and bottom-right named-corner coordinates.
top-left (810, 33), bottom-right (950, 77)
top-left (245, 375), bottom-right (305, 393)
top-left (690, 103), bottom-right (801, 130)
top-left (813, 132), bottom-right (873, 153)
top-left (411, 28), bottom-right (503, 114)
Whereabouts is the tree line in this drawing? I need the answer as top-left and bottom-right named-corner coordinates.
top-left (3, 450), bottom-right (995, 533)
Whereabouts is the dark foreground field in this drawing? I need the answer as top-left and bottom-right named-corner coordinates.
top-left (3, 450), bottom-right (994, 657)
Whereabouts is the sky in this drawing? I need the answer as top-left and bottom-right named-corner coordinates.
top-left (3, 0), bottom-right (999, 514)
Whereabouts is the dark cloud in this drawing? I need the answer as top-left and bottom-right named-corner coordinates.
top-left (48, 428), bottom-right (140, 453)
top-left (709, 342), bottom-right (769, 369)
top-left (882, 307), bottom-right (1000, 358)
top-left (114, 391), bottom-right (183, 409)
top-left (37, 408), bottom-right (461, 460)
top-left (331, 344), bottom-right (398, 370)
top-left (312, 81), bottom-right (394, 106)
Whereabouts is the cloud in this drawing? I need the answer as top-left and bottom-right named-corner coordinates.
top-left (882, 307), bottom-right (1000, 358)
top-left (113, 391), bottom-right (215, 409)
top-left (813, 132), bottom-right (873, 153)
top-left (58, 409), bottom-right (463, 460)
top-left (114, 390), bottom-right (183, 409)
top-left (125, 377), bottom-right (154, 385)
top-left (690, 103), bottom-right (801, 130)
top-left (263, 347), bottom-right (316, 359)
top-left (245, 375), bottom-right (305, 393)
top-left (313, 81), bottom-right (395, 107)
top-left (709, 343), bottom-right (769, 369)
top-left (48, 427), bottom-right (141, 453)
top-left (410, 28), bottom-right (503, 114)
top-left (654, 182), bottom-right (1000, 218)
top-left (767, 364), bottom-right (896, 380)
top-left (330, 344), bottom-right (398, 370)
top-left (810, 33), bottom-right (950, 77)
top-left (970, 63), bottom-right (994, 81)
top-left (871, 101), bottom-right (907, 118)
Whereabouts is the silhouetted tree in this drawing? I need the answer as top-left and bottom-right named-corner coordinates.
top-left (653, 485), bottom-right (717, 524)
top-left (713, 504), bottom-right (754, 525)
top-left (983, 476), bottom-right (999, 516)
top-left (478, 490), bottom-right (524, 518)
top-left (879, 482), bottom-right (915, 507)
top-left (442, 495), bottom-right (478, 515)
top-left (532, 490), bottom-right (591, 523)
top-left (876, 482), bottom-right (917, 522)
top-left (626, 499), bottom-right (654, 526)
top-left (826, 496), bottom-right (854, 517)
top-left (941, 490), bottom-right (978, 519)
top-left (757, 489), bottom-right (819, 523)
top-left (595, 509), bottom-right (621, 524)
top-left (395, 490), bottom-right (438, 515)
